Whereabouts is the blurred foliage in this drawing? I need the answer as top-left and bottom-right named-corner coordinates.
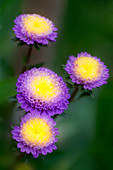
top-left (0, 0), bottom-right (113, 170)
top-left (92, 78), bottom-right (113, 170)
top-left (0, 0), bottom-right (22, 59)
top-left (52, 0), bottom-right (113, 75)
top-left (0, 77), bottom-right (17, 103)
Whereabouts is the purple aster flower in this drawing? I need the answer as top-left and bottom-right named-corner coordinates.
top-left (11, 112), bottom-right (59, 158)
top-left (65, 52), bottom-right (109, 90)
top-left (13, 14), bottom-right (58, 45)
top-left (16, 67), bottom-right (70, 116)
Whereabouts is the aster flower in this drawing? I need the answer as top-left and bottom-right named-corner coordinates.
top-left (11, 112), bottom-right (59, 158)
top-left (13, 14), bottom-right (57, 45)
top-left (65, 52), bottom-right (109, 90)
top-left (16, 67), bottom-right (70, 116)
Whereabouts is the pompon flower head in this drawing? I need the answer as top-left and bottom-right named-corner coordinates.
top-left (11, 112), bottom-right (59, 158)
top-left (65, 52), bottom-right (109, 90)
top-left (16, 67), bottom-right (70, 116)
top-left (13, 14), bottom-right (58, 45)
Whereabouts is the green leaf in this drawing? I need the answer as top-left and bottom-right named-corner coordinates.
top-left (34, 42), bottom-right (48, 50)
top-left (79, 89), bottom-right (94, 99)
top-left (65, 76), bottom-right (70, 80)
top-left (11, 37), bottom-right (19, 42)
top-left (34, 42), bottom-right (40, 50)
top-left (0, 77), bottom-right (17, 104)
top-left (9, 95), bottom-right (17, 102)
top-left (17, 41), bottom-right (26, 46)
top-left (38, 43), bottom-right (48, 47)
top-left (16, 106), bottom-right (23, 111)
top-left (60, 112), bottom-right (69, 118)
top-left (66, 82), bottom-right (73, 88)
top-left (11, 37), bottom-right (27, 46)
top-left (62, 64), bottom-right (65, 69)
top-left (65, 79), bottom-right (77, 88)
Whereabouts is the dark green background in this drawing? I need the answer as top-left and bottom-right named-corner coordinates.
top-left (0, 0), bottom-right (113, 169)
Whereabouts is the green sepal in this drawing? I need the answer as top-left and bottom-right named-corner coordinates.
top-left (16, 106), bottom-right (23, 111)
top-left (79, 89), bottom-right (94, 99)
top-left (34, 42), bottom-right (40, 50)
top-left (28, 62), bottom-right (44, 69)
top-left (9, 95), bottom-right (17, 102)
top-left (60, 112), bottom-right (69, 118)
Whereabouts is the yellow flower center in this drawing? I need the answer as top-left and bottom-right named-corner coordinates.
top-left (21, 118), bottom-right (52, 147)
top-left (23, 15), bottom-right (52, 36)
top-left (30, 76), bottom-right (59, 101)
top-left (75, 56), bottom-right (101, 81)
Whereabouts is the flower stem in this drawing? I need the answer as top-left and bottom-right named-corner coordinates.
top-left (69, 86), bottom-right (79, 102)
top-left (21, 45), bottom-right (33, 73)
top-left (11, 46), bottom-right (33, 166)
top-left (53, 86), bottom-right (79, 119)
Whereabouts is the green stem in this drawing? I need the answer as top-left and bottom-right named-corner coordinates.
top-left (11, 46), bottom-right (33, 168)
top-left (53, 86), bottom-right (79, 119)
top-left (21, 45), bottom-right (33, 73)
top-left (69, 86), bottom-right (79, 102)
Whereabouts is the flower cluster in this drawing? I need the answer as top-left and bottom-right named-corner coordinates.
top-left (12, 67), bottom-right (70, 158)
top-left (12, 13), bottom-right (109, 159)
